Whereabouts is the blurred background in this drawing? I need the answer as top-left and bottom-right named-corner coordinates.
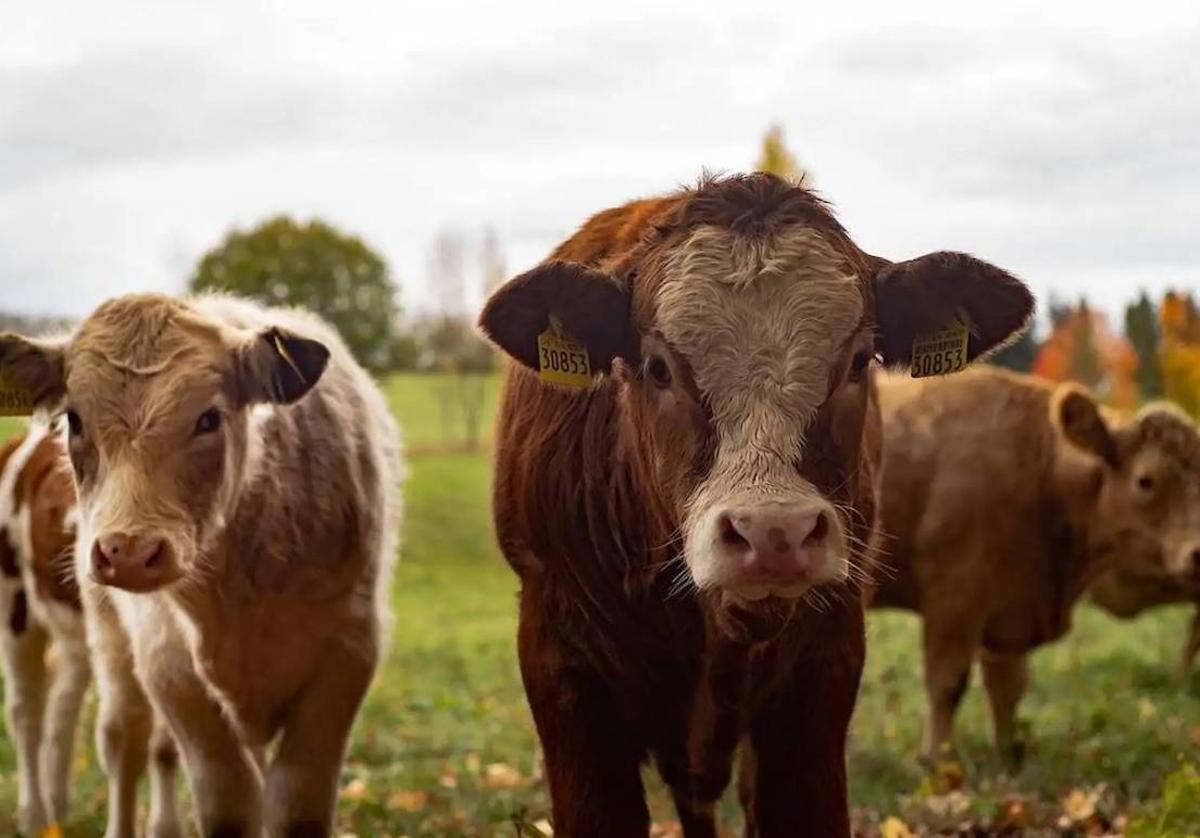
top-left (3, 1), bottom-right (1200, 835)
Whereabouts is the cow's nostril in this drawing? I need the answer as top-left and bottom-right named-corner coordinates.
top-left (805, 513), bottom-right (829, 547)
top-left (718, 514), bottom-right (751, 550)
top-left (91, 542), bottom-right (113, 573)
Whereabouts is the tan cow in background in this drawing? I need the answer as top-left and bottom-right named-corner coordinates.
top-left (871, 366), bottom-right (1200, 766)
top-left (0, 423), bottom-right (90, 835)
top-left (1, 293), bottom-right (402, 838)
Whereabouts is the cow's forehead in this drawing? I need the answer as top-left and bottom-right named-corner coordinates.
top-left (654, 225), bottom-right (864, 442)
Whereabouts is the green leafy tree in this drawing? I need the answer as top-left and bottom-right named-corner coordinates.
top-left (756, 124), bottom-right (801, 180)
top-left (1124, 291), bottom-right (1163, 400)
top-left (190, 216), bottom-right (400, 372)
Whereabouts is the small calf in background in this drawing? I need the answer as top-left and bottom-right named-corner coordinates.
top-left (1, 293), bottom-right (403, 838)
top-left (871, 367), bottom-right (1200, 767)
top-left (0, 423), bottom-right (90, 835)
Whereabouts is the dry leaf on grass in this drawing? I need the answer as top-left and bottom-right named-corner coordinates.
top-left (533, 818), bottom-right (554, 836)
top-left (484, 761), bottom-right (525, 789)
top-left (340, 778), bottom-right (369, 802)
top-left (649, 821), bottom-right (683, 838)
top-left (879, 816), bottom-right (915, 838)
top-left (387, 789), bottom-right (430, 813)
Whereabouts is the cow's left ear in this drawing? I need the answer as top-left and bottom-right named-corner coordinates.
top-left (479, 260), bottom-right (637, 377)
top-left (873, 251), bottom-right (1034, 367)
top-left (235, 327), bottom-right (330, 405)
top-left (0, 333), bottom-right (67, 409)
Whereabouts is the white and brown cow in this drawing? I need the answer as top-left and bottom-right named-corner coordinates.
top-left (0, 293), bottom-right (402, 838)
top-left (0, 422), bottom-right (90, 835)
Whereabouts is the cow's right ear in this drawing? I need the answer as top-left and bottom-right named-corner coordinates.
top-left (1055, 386), bottom-right (1117, 466)
top-left (478, 260), bottom-right (637, 375)
top-left (0, 333), bottom-right (67, 410)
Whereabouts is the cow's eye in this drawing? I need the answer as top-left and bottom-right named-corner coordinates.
top-left (647, 356), bottom-right (673, 389)
top-left (1136, 474), bottom-right (1155, 493)
top-left (848, 350), bottom-right (874, 381)
top-left (194, 408), bottom-right (222, 436)
top-left (65, 409), bottom-right (82, 437)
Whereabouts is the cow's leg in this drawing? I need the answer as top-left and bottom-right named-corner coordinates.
top-left (740, 627), bottom-right (865, 837)
top-left (39, 632), bottom-right (91, 827)
top-left (89, 597), bottom-right (152, 838)
top-left (921, 609), bottom-right (981, 760)
top-left (1, 614), bottom-right (50, 835)
top-left (146, 656), bottom-right (263, 837)
top-left (980, 650), bottom-right (1029, 770)
top-left (518, 609), bottom-right (649, 837)
top-left (148, 718), bottom-right (184, 838)
top-left (1180, 606), bottom-right (1200, 678)
top-left (262, 648), bottom-right (376, 836)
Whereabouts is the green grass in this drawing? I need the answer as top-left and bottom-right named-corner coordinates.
top-left (2, 376), bottom-right (1199, 835)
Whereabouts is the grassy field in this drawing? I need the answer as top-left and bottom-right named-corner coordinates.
top-left (2, 374), bottom-right (1199, 835)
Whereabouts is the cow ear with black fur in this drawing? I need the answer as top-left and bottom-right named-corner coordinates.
top-left (235, 327), bottom-right (330, 405)
top-left (0, 333), bottom-right (67, 410)
top-left (1055, 386), bottom-right (1118, 466)
top-left (478, 260), bottom-right (637, 377)
top-left (873, 251), bottom-right (1034, 368)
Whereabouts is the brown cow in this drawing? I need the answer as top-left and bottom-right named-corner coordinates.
top-left (871, 367), bottom-right (1200, 766)
top-left (479, 172), bottom-right (1033, 836)
top-left (0, 422), bottom-right (89, 835)
top-left (0, 293), bottom-right (402, 837)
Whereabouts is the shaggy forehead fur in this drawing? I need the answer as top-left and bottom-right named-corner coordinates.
top-left (656, 224), bottom-right (864, 450)
top-left (65, 295), bottom-right (232, 435)
top-left (1130, 404), bottom-right (1200, 471)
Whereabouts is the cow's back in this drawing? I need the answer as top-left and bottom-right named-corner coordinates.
top-left (873, 368), bottom-right (1061, 612)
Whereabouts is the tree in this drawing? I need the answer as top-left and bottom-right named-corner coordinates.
top-left (1033, 299), bottom-right (1138, 408)
top-left (1124, 292), bottom-right (1163, 400)
top-left (190, 216), bottom-right (400, 372)
top-left (423, 229), bottom-right (499, 450)
top-left (987, 323), bottom-right (1039, 372)
top-left (756, 124), bottom-right (801, 180)
top-left (1160, 290), bottom-right (1200, 416)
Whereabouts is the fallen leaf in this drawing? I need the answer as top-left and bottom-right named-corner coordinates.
top-left (649, 821), bottom-right (683, 838)
top-left (879, 816), bottom-right (915, 838)
top-left (1063, 787), bottom-right (1097, 822)
top-left (340, 778), bottom-right (369, 802)
top-left (387, 789), bottom-right (430, 813)
top-left (994, 795), bottom-right (1032, 830)
top-left (439, 769), bottom-right (459, 789)
top-left (465, 752), bottom-right (482, 773)
top-left (484, 762), bottom-right (525, 789)
top-left (533, 818), bottom-right (554, 836)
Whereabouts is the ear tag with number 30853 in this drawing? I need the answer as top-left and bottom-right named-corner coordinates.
top-left (910, 320), bottom-right (970, 379)
top-left (536, 317), bottom-right (592, 389)
top-left (0, 372), bottom-right (35, 416)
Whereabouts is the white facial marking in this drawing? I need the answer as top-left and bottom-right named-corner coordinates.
top-left (656, 225), bottom-right (863, 595)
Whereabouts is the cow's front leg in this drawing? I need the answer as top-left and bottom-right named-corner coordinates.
top-left (1180, 605), bottom-right (1200, 678)
top-left (980, 650), bottom-right (1029, 770)
top-left (148, 718), bottom-right (184, 838)
top-left (741, 623), bottom-right (864, 837)
top-left (1, 616), bottom-right (49, 835)
top-left (262, 647), bottom-right (376, 837)
top-left (144, 651), bottom-right (263, 837)
top-left (519, 611), bottom-right (649, 838)
top-left (39, 632), bottom-right (90, 827)
top-left (87, 595), bottom-right (150, 838)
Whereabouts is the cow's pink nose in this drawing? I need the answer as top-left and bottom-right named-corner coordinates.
top-left (716, 505), bottom-right (832, 582)
top-left (92, 533), bottom-right (169, 592)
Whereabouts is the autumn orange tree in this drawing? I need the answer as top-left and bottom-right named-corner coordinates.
top-left (1160, 290), bottom-right (1200, 415)
top-left (756, 124), bottom-right (803, 180)
top-left (1032, 299), bottom-right (1139, 408)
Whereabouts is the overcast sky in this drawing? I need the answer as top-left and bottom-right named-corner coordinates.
top-left (2, 0), bottom-right (1197, 325)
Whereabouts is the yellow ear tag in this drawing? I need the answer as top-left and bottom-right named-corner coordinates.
top-left (536, 318), bottom-right (593, 389)
top-left (911, 320), bottom-right (970, 378)
top-left (0, 371), bottom-right (35, 416)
